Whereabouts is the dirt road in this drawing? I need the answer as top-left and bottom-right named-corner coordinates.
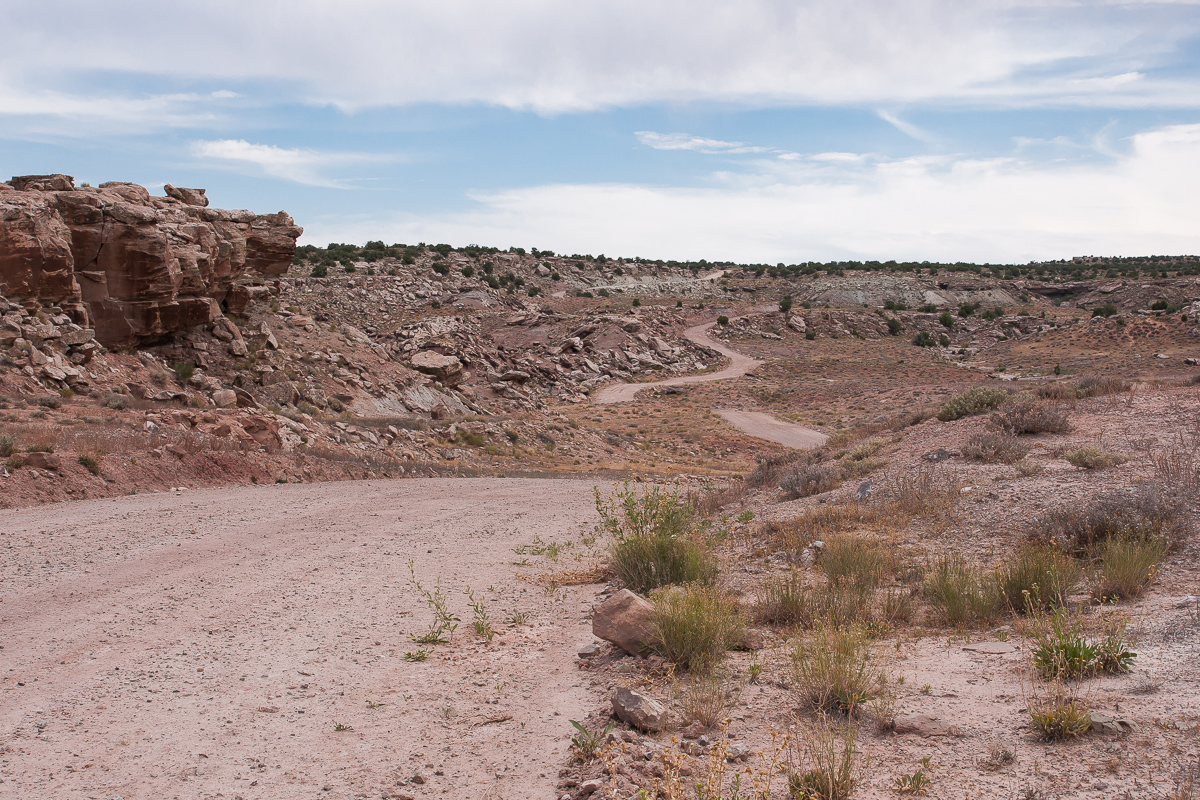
top-left (714, 410), bottom-right (828, 449)
top-left (0, 479), bottom-right (606, 800)
top-left (590, 320), bottom-right (763, 404)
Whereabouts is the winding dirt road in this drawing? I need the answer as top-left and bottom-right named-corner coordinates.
top-left (591, 315), bottom-right (826, 450)
top-left (590, 320), bottom-right (763, 404)
top-left (0, 479), bottom-right (606, 800)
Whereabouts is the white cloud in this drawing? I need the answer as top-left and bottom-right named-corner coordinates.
top-left (876, 111), bottom-right (936, 143)
top-left (636, 131), bottom-right (773, 154)
top-left (302, 123), bottom-right (1200, 263)
top-left (189, 139), bottom-right (381, 187)
top-left (2, 0), bottom-right (1197, 114)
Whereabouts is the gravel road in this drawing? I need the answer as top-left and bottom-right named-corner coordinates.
top-left (0, 479), bottom-right (607, 800)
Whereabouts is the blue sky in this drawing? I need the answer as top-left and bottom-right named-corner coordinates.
top-left (3, 0), bottom-right (1200, 263)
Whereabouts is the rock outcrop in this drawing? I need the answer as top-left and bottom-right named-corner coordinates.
top-left (0, 175), bottom-right (302, 347)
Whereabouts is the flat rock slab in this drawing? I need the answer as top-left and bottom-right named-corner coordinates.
top-left (963, 642), bottom-right (1017, 654)
top-left (893, 714), bottom-right (956, 737)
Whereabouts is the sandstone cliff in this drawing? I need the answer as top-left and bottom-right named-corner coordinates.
top-left (0, 174), bottom-right (302, 347)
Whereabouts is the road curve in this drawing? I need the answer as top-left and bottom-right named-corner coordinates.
top-left (715, 409), bottom-right (828, 449)
top-left (590, 319), bottom-right (764, 404)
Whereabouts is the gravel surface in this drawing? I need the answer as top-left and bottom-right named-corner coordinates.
top-left (0, 478), bottom-right (607, 800)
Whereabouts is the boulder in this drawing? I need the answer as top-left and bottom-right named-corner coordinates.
top-left (212, 389), bottom-right (238, 408)
top-left (592, 589), bottom-right (656, 657)
top-left (611, 687), bottom-right (667, 732)
top-left (410, 351), bottom-right (463, 385)
top-left (23, 451), bottom-right (60, 471)
top-left (788, 315), bottom-right (807, 334)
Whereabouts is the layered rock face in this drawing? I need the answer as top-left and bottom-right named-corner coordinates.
top-left (0, 174), bottom-right (302, 347)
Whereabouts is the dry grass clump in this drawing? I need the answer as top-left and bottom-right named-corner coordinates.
top-left (1063, 446), bottom-right (1129, 469)
top-left (1033, 484), bottom-right (1184, 555)
top-left (937, 386), bottom-right (1010, 421)
top-left (819, 534), bottom-right (889, 592)
top-left (1074, 375), bottom-right (1132, 398)
top-left (1093, 533), bottom-right (1168, 602)
top-left (676, 671), bottom-right (740, 728)
top-left (878, 466), bottom-right (961, 518)
top-left (762, 503), bottom-right (891, 552)
top-left (746, 450), bottom-right (806, 489)
top-left (757, 572), bottom-right (812, 627)
top-left (0, 433), bottom-right (15, 458)
top-left (781, 461), bottom-right (842, 500)
top-left (990, 393), bottom-right (1072, 435)
top-left (924, 554), bottom-right (1004, 627)
top-left (786, 719), bottom-right (859, 800)
top-left (791, 625), bottom-right (884, 714)
top-left (998, 545), bottom-right (1082, 612)
top-left (597, 482), bottom-right (717, 593)
top-left (1151, 443), bottom-right (1200, 495)
top-left (964, 432), bottom-right (1031, 464)
top-left (651, 583), bottom-right (745, 672)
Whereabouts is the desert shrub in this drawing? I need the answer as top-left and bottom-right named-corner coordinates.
top-left (781, 462), bottom-right (842, 499)
top-left (1074, 375), bottom-right (1131, 398)
top-left (26, 442), bottom-right (54, 453)
top-left (787, 720), bottom-right (858, 800)
top-left (172, 362), bottom-right (196, 384)
top-left (924, 555), bottom-right (1003, 626)
top-left (963, 432), bottom-right (1030, 464)
top-left (1094, 533), bottom-right (1167, 602)
top-left (651, 584), bottom-right (744, 672)
top-left (1034, 485), bottom-right (1183, 555)
top-left (997, 545), bottom-right (1081, 611)
top-left (1030, 607), bottom-right (1135, 680)
top-left (717, 315), bottom-right (730, 326)
top-left (1063, 447), bottom-right (1128, 469)
top-left (842, 456), bottom-right (885, 478)
top-left (0, 433), bottom-right (14, 458)
top-left (989, 393), bottom-right (1071, 435)
top-left (747, 449), bottom-right (806, 488)
top-left (1091, 303), bottom-right (1118, 318)
top-left (912, 331), bottom-right (936, 347)
top-left (676, 671), bottom-right (740, 727)
top-left (879, 466), bottom-right (961, 517)
top-left (309, 264), bottom-right (327, 278)
top-left (819, 535), bottom-right (888, 592)
top-left (937, 386), bottom-right (1009, 421)
top-left (762, 503), bottom-right (889, 553)
top-left (103, 393), bottom-right (129, 410)
top-left (757, 572), bottom-right (812, 627)
top-left (939, 311), bottom-right (955, 328)
top-left (1028, 688), bottom-right (1092, 741)
top-left (885, 317), bottom-right (901, 335)
top-left (1151, 443), bottom-right (1200, 495)
top-left (597, 482), bottom-right (716, 593)
top-left (77, 455), bottom-right (101, 476)
top-left (791, 625), bottom-right (882, 714)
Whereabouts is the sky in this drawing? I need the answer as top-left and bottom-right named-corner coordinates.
top-left (3, 1), bottom-right (1200, 264)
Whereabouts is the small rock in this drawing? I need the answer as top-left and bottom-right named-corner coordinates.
top-left (734, 627), bottom-right (768, 651)
top-left (611, 687), bottom-right (667, 732)
top-left (577, 643), bottom-right (600, 659)
top-left (1089, 713), bottom-right (1137, 735)
top-left (726, 743), bottom-right (751, 762)
top-left (893, 714), bottom-right (954, 737)
top-left (924, 448), bottom-right (952, 462)
top-left (855, 480), bottom-right (872, 501)
top-left (23, 452), bottom-right (60, 472)
top-left (579, 780), bottom-right (604, 795)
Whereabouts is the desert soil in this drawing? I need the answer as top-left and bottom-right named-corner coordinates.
top-left (0, 478), bottom-right (610, 800)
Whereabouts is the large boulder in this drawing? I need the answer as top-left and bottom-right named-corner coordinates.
top-left (0, 175), bottom-right (302, 347)
top-left (409, 350), bottom-right (464, 386)
top-left (592, 589), bottom-right (656, 657)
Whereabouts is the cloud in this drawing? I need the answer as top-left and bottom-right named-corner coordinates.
top-left (189, 139), bottom-right (381, 187)
top-left (876, 111), bottom-right (935, 143)
top-left (2, 0), bottom-right (1198, 115)
top-left (301, 123), bottom-right (1200, 263)
top-left (635, 131), bottom-right (773, 154)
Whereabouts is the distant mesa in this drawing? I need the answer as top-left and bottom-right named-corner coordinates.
top-left (0, 174), bottom-right (302, 347)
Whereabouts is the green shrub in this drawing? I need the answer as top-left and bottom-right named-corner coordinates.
top-left (779, 295), bottom-right (793, 313)
top-left (1063, 447), bottom-right (1128, 469)
top-left (924, 555), bottom-right (1003, 626)
top-left (937, 386), bottom-right (1009, 421)
top-left (0, 434), bottom-right (14, 458)
top-left (939, 311), bottom-right (955, 329)
top-left (912, 331), bottom-right (936, 347)
top-left (1093, 533), bottom-right (1167, 602)
top-left (1028, 689), bottom-right (1092, 741)
top-left (717, 315), bottom-right (730, 326)
top-left (997, 545), bottom-right (1081, 612)
top-left (757, 573), bottom-right (811, 627)
top-left (309, 264), bottom-right (327, 278)
top-left (958, 302), bottom-right (980, 317)
top-left (787, 720), bottom-right (858, 800)
top-left (1091, 303), bottom-right (1117, 318)
top-left (651, 583), bottom-right (744, 672)
top-left (1030, 607), bottom-right (1135, 680)
top-left (172, 362), bottom-right (196, 384)
top-left (27, 442), bottom-right (54, 453)
top-left (885, 317), bottom-right (901, 335)
top-left (78, 455), bottom-right (101, 476)
top-left (596, 482), bottom-right (716, 594)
